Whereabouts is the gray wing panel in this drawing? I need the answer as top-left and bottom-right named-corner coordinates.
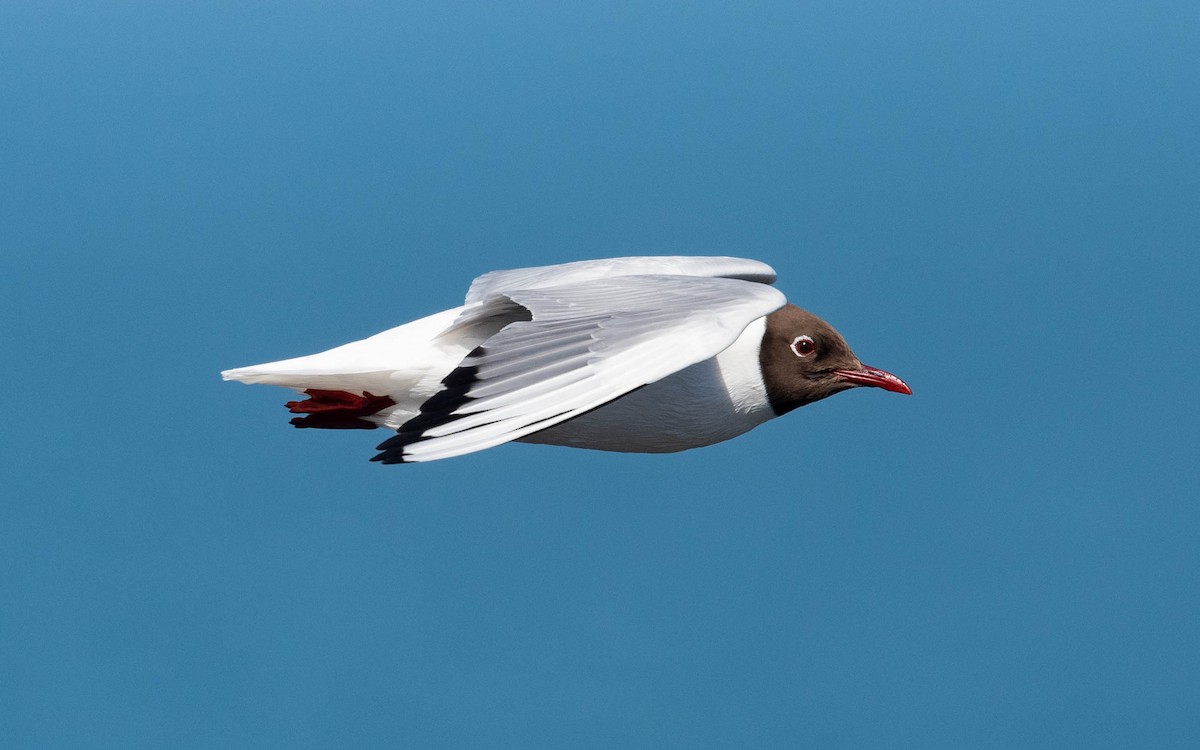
top-left (464, 256), bottom-right (777, 305)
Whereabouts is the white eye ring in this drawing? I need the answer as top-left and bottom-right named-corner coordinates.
top-left (790, 335), bottom-right (816, 358)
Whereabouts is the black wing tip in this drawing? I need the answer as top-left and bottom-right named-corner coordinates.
top-left (371, 431), bottom-right (433, 464)
top-left (370, 450), bottom-right (408, 464)
top-left (370, 441), bottom-right (409, 464)
top-left (367, 351), bottom-right (487, 466)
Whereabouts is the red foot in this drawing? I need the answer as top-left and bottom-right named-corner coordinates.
top-left (286, 389), bottom-right (396, 416)
top-left (285, 389), bottom-right (396, 430)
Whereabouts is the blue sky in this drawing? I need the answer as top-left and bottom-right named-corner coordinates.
top-left (2, 1), bottom-right (1198, 747)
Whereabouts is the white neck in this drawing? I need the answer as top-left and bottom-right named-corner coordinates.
top-left (712, 316), bottom-right (774, 419)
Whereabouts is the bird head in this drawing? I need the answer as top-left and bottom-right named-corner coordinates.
top-left (759, 304), bottom-right (911, 414)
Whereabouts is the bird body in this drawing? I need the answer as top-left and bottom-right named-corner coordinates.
top-left (222, 256), bottom-right (909, 463)
top-left (519, 316), bottom-right (774, 453)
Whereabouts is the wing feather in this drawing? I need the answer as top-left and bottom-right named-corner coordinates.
top-left (373, 273), bottom-right (785, 463)
top-left (464, 256), bottom-right (777, 305)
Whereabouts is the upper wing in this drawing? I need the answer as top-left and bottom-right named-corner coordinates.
top-left (372, 274), bottom-right (786, 463)
top-left (463, 256), bottom-right (777, 305)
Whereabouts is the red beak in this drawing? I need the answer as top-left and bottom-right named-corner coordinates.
top-left (833, 365), bottom-right (912, 395)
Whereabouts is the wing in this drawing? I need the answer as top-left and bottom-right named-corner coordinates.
top-left (463, 256), bottom-right (777, 305)
top-left (373, 274), bottom-right (786, 463)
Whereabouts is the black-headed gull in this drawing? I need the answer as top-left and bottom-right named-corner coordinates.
top-left (222, 256), bottom-right (910, 463)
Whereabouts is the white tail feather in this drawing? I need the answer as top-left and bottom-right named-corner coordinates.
top-left (221, 306), bottom-right (468, 399)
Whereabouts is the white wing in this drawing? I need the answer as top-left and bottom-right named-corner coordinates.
top-left (463, 256), bottom-right (777, 305)
top-left (373, 274), bottom-right (786, 463)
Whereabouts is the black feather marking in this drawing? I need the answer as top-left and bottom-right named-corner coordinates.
top-left (370, 430), bottom-right (432, 462)
top-left (368, 348), bottom-right (490, 464)
top-left (375, 429), bottom-right (429, 452)
top-left (397, 364), bottom-right (480, 435)
top-left (369, 448), bottom-right (409, 464)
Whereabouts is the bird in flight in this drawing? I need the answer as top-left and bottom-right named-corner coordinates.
top-left (223, 256), bottom-right (910, 463)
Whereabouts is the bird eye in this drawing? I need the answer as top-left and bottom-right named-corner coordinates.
top-left (790, 335), bottom-right (816, 358)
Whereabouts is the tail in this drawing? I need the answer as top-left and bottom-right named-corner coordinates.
top-left (221, 350), bottom-right (405, 430)
top-left (222, 307), bottom-right (469, 430)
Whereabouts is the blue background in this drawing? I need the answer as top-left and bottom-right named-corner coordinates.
top-left (3, 2), bottom-right (1198, 747)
